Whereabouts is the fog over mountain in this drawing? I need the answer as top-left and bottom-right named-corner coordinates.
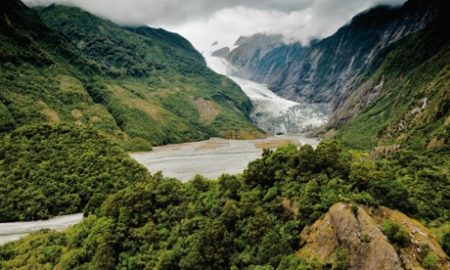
top-left (25, 0), bottom-right (407, 50)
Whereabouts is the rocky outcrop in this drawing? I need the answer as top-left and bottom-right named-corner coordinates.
top-left (297, 203), bottom-right (450, 270)
top-left (225, 33), bottom-right (287, 81)
top-left (377, 206), bottom-right (450, 270)
top-left (212, 47), bottom-right (230, 58)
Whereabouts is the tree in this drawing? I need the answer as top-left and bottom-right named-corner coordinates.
top-left (180, 221), bottom-right (234, 270)
top-left (256, 230), bottom-right (291, 267)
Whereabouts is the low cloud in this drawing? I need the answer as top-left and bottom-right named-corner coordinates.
top-left (24, 0), bottom-right (407, 51)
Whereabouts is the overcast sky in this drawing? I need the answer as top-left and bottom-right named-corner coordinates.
top-left (25, 0), bottom-right (407, 52)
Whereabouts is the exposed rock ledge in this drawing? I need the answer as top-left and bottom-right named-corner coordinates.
top-left (297, 203), bottom-right (449, 270)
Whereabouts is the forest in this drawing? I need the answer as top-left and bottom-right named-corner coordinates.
top-left (1, 137), bottom-right (449, 269)
top-left (0, 0), bottom-right (449, 269)
top-left (0, 124), bottom-right (149, 222)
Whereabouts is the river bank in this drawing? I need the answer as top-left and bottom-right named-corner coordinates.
top-left (0, 213), bottom-right (83, 245)
top-left (131, 135), bottom-right (319, 182)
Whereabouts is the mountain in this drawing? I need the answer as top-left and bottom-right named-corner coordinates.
top-left (216, 0), bottom-right (448, 151)
top-left (220, 0), bottom-right (442, 114)
top-left (331, 1), bottom-right (450, 150)
top-left (211, 47), bottom-right (230, 58)
top-left (0, 0), bottom-right (263, 151)
top-left (223, 33), bottom-right (286, 80)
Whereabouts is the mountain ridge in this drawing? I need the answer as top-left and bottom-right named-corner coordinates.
top-left (220, 0), bottom-right (442, 112)
top-left (214, 0), bottom-right (448, 150)
top-left (0, 0), bottom-right (263, 151)
top-left (331, 2), bottom-right (450, 149)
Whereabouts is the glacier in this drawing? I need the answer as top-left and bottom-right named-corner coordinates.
top-left (205, 54), bottom-right (329, 135)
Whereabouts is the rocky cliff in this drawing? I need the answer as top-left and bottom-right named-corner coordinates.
top-left (224, 33), bottom-right (286, 81)
top-left (331, 0), bottom-right (450, 150)
top-left (298, 203), bottom-right (450, 270)
top-left (221, 0), bottom-right (442, 113)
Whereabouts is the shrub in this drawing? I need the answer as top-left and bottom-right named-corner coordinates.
top-left (333, 247), bottom-right (350, 270)
top-left (381, 220), bottom-right (410, 247)
top-left (422, 252), bottom-right (438, 270)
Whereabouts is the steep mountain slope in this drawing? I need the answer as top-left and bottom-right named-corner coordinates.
top-left (215, 0), bottom-right (448, 151)
top-left (0, 0), bottom-right (111, 132)
top-left (330, 1), bottom-right (450, 150)
top-left (221, 0), bottom-right (441, 113)
top-left (0, 0), bottom-right (262, 151)
top-left (223, 33), bottom-right (286, 79)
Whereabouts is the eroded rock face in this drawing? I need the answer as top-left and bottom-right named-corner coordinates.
top-left (222, 0), bottom-right (441, 112)
top-left (297, 203), bottom-right (450, 270)
top-left (298, 203), bottom-right (402, 270)
top-left (376, 207), bottom-right (450, 270)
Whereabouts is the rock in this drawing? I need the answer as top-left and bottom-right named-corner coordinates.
top-left (225, 0), bottom-right (440, 113)
top-left (375, 207), bottom-right (450, 270)
top-left (297, 203), bottom-right (450, 270)
top-left (211, 47), bottom-right (230, 58)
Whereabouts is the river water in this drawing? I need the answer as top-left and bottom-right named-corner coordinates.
top-left (0, 213), bottom-right (83, 245)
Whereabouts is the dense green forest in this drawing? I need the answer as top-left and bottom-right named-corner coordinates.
top-left (0, 124), bottom-right (149, 222)
top-left (0, 0), bottom-right (262, 151)
top-left (1, 141), bottom-right (449, 269)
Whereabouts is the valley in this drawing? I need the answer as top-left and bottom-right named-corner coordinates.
top-left (127, 54), bottom-right (325, 183)
top-left (0, 134), bottom-right (319, 246)
top-left (0, 0), bottom-right (449, 269)
top-left (131, 135), bottom-right (320, 182)
top-left (205, 54), bottom-right (329, 135)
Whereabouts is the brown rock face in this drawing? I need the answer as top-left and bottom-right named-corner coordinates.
top-left (298, 203), bottom-right (402, 270)
top-left (376, 207), bottom-right (450, 270)
top-left (297, 203), bottom-right (450, 270)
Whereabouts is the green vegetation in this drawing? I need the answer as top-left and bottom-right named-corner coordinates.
top-left (432, 223), bottom-right (450, 261)
top-left (1, 141), bottom-right (449, 269)
top-left (418, 245), bottom-right (440, 270)
top-left (0, 0), bottom-right (449, 269)
top-left (443, 232), bottom-right (450, 257)
top-left (0, 124), bottom-right (149, 221)
top-left (422, 252), bottom-right (438, 270)
top-left (0, 0), bottom-right (262, 151)
top-left (332, 247), bottom-right (350, 270)
top-left (336, 4), bottom-right (450, 150)
top-left (381, 220), bottom-right (410, 246)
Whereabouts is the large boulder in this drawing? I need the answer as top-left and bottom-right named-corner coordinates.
top-left (297, 203), bottom-right (450, 270)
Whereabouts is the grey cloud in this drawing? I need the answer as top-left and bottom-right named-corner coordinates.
top-left (24, 0), bottom-right (406, 26)
top-left (23, 0), bottom-right (408, 52)
top-left (24, 0), bottom-right (314, 25)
